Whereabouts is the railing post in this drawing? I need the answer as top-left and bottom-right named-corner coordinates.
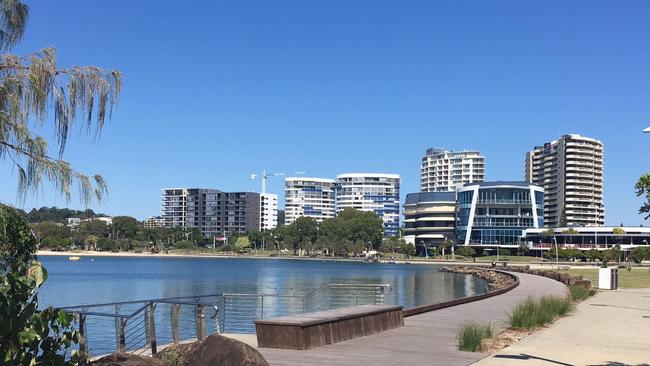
top-left (171, 304), bottom-right (180, 345)
top-left (260, 296), bottom-right (264, 319)
top-left (114, 305), bottom-right (122, 353)
top-left (78, 314), bottom-right (87, 357)
top-left (149, 302), bottom-right (157, 355)
top-left (196, 304), bottom-right (206, 341)
top-left (119, 318), bottom-right (127, 353)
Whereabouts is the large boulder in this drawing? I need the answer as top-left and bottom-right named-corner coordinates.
top-left (91, 353), bottom-right (168, 366)
top-left (157, 335), bottom-right (269, 366)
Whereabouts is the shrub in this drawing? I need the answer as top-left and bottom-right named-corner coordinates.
top-left (1, 204), bottom-right (84, 365)
top-left (458, 322), bottom-right (493, 352)
top-left (569, 285), bottom-right (595, 301)
top-left (509, 296), bottom-right (573, 330)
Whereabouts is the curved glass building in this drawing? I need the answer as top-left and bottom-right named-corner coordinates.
top-left (457, 182), bottom-right (544, 247)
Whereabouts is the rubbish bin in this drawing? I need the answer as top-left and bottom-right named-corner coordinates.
top-left (598, 267), bottom-right (619, 290)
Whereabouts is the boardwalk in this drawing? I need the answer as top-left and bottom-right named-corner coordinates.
top-left (259, 272), bottom-right (567, 366)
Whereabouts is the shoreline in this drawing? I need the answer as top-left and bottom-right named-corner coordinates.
top-left (35, 250), bottom-right (606, 270)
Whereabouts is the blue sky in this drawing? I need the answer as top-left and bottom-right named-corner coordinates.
top-left (1, 1), bottom-right (649, 225)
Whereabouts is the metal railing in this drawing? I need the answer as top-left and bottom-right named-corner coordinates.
top-left (61, 283), bottom-right (391, 358)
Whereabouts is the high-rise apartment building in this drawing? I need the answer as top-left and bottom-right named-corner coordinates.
top-left (336, 173), bottom-right (400, 237)
top-left (161, 188), bottom-right (268, 237)
top-left (525, 134), bottom-right (604, 227)
top-left (260, 193), bottom-right (278, 230)
top-left (420, 148), bottom-right (485, 192)
top-left (284, 177), bottom-right (337, 225)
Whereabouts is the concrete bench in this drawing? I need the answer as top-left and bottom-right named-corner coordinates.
top-left (254, 304), bottom-right (404, 350)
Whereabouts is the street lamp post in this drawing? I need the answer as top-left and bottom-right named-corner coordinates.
top-left (553, 236), bottom-right (559, 270)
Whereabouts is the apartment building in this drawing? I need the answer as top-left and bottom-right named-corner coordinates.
top-left (143, 216), bottom-right (165, 229)
top-left (161, 188), bottom-right (266, 237)
top-left (284, 177), bottom-right (337, 225)
top-left (336, 173), bottom-right (400, 237)
top-left (420, 148), bottom-right (485, 192)
top-left (260, 193), bottom-right (278, 230)
top-left (525, 134), bottom-right (604, 227)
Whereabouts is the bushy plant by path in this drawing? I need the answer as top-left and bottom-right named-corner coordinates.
top-left (458, 322), bottom-right (493, 352)
top-left (509, 296), bottom-right (573, 330)
top-left (569, 285), bottom-right (595, 301)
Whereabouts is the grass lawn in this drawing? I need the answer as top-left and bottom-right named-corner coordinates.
top-left (567, 267), bottom-right (650, 289)
top-left (476, 255), bottom-right (547, 263)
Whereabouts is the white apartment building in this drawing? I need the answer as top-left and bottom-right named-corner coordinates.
top-left (420, 148), bottom-right (485, 192)
top-left (336, 173), bottom-right (400, 237)
top-left (161, 188), bottom-right (189, 228)
top-left (143, 216), bottom-right (165, 229)
top-left (284, 177), bottom-right (337, 225)
top-left (260, 193), bottom-right (278, 230)
top-left (525, 134), bottom-right (604, 227)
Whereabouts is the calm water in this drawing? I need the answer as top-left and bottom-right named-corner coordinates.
top-left (38, 256), bottom-right (488, 356)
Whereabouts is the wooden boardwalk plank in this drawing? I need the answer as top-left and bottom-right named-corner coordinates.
top-left (260, 272), bottom-right (567, 366)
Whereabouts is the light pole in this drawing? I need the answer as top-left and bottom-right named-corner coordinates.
top-left (553, 236), bottom-right (559, 270)
top-left (421, 241), bottom-right (428, 259)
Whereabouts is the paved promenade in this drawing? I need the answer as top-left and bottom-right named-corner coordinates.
top-left (259, 272), bottom-right (567, 366)
top-left (475, 288), bottom-right (650, 366)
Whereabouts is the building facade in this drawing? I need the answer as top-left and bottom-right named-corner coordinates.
top-left (420, 148), bottom-right (485, 192)
top-left (403, 192), bottom-right (456, 247)
top-left (525, 134), bottom-right (604, 227)
top-left (161, 188), bottom-right (264, 238)
top-left (259, 193), bottom-right (278, 230)
top-left (284, 177), bottom-right (337, 225)
top-left (525, 227), bottom-right (650, 252)
top-left (143, 216), bottom-right (165, 229)
top-left (457, 182), bottom-right (544, 247)
top-left (336, 173), bottom-right (400, 237)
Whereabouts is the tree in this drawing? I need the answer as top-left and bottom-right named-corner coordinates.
top-left (111, 216), bottom-right (139, 239)
top-left (277, 210), bottom-right (285, 226)
top-left (399, 242), bottom-right (416, 257)
top-left (630, 247), bottom-right (650, 264)
top-left (517, 243), bottom-right (529, 256)
top-left (233, 236), bottom-right (251, 253)
top-left (174, 240), bottom-right (197, 250)
top-left (338, 209), bottom-right (384, 250)
top-left (1, 204), bottom-right (83, 364)
top-left (456, 245), bottom-right (476, 258)
top-left (1, 0), bottom-right (122, 205)
top-left (636, 174), bottom-right (650, 220)
top-left (283, 217), bottom-right (318, 255)
top-left (31, 221), bottom-right (71, 245)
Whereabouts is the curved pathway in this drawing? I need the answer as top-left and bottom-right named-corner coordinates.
top-left (259, 272), bottom-right (567, 366)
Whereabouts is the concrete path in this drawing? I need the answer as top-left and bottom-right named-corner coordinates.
top-left (474, 288), bottom-right (650, 366)
top-left (259, 272), bottom-right (567, 366)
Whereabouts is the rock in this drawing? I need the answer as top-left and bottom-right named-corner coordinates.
top-left (91, 353), bottom-right (168, 366)
top-left (157, 335), bottom-right (269, 366)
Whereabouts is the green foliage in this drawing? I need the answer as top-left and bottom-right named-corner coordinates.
top-left (635, 173), bottom-right (650, 220)
top-left (95, 238), bottom-right (115, 251)
top-left (509, 296), bottom-right (573, 330)
top-left (399, 242), bottom-right (416, 257)
top-left (455, 245), bottom-right (476, 257)
top-left (541, 229), bottom-right (556, 237)
top-left (630, 247), bottom-right (650, 264)
top-left (1, 0), bottom-right (122, 205)
top-left (277, 210), bottom-right (285, 226)
top-left (283, 217), bottom-right (318, 254)
top-left (559, 208), bottom-right (568, 227)
top-left (517, 243), bottom-right (529, 256)
top-left (457, 323), bottom-right (493, 352)
top-left (562, 228), bottom-right (578, 234)
top-left (612, 227), bottom-right (626, 235)
top-left (24, 207), bottom-right (105, 223)
top-left (0, 204), bottom-right (82, 365)
top-left (601, 245), bottom-right (621, 267)
top-left (174, 240), bottom-right (197, 250)
top-left (111, 216), bottom-right (139, 239)
top-left (379, 237), bottom-right (407, 254)
top-left (233, 236), bottom-right (251, 252)
top-left (569, 285), bottom-right (595, 301)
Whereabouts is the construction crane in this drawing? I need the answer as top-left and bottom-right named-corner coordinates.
top-left (251, 170), bottom-right (306, 193)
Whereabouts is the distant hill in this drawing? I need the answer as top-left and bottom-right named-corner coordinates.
top-left (24, 206), bottom-right (108, 223)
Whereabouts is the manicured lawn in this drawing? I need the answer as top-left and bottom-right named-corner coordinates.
top-left (567, 267), bottom-right (650, 289)
top-left (477, 255), bottom-right (547, 263)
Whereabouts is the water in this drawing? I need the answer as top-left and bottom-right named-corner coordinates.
top-left (38, 256), bottom-right (488, 356)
